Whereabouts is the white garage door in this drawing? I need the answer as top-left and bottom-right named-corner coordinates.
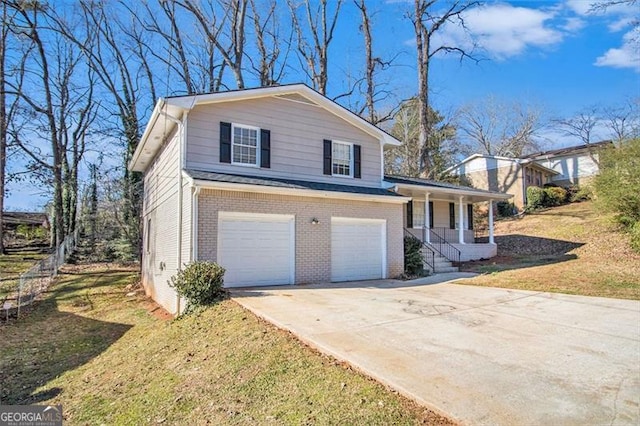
top-left (218, 212), bottom-right (295, 288)
top-left (331, 217), bottom-right (386, 282)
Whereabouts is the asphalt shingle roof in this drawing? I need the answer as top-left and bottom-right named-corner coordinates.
top-left (384, 175), bottom-right (504, 195)
top-left (186, 170), bottom-right (404, 197)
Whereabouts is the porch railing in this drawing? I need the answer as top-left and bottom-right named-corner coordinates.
top-left (404, 228), bottom-right (435, 273)
top-left (429, 228), bottom-right (461, 264)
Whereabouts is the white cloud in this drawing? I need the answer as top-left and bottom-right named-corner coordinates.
top-left (435, 3), bottom-right (565, 60)
top-left (595, 28), bottom-right (640, 71)
top-left (609, 16), bottom-right (635, 32)
top-left (565, 0), bottom-right (592, 16)
top-left (562, 17), bottom-right (587, 32)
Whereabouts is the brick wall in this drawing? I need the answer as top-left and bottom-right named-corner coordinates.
top-left (197, 189), bottom-right (404, 283)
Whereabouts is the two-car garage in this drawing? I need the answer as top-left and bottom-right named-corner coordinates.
top-left (217, 212), bottom-right (387, 288)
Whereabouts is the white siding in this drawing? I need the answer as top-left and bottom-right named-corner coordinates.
top-left (141, 130), bottom-right (181, 315)
top-left (536, 152), bottom-right (600, 184)
top-left (453, 157), bottom-right (518, 175)
top-left (185, 96), bottom-right (382, 187)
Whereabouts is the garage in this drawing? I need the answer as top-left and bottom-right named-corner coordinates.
top-left (331, 217), bottom-right (386, 282)
top-left (218, 212), bottom-right (295, 287)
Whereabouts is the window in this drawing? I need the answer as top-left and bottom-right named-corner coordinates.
top-left (332, 141), bottom-right (352, 177)
top-left (412, 202), bottom-right (425, 228)
top-left (232, 124), bottom-right (259, 166)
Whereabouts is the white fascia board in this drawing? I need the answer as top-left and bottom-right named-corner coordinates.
top-left (394, 182), bottom-right (512, 200)
top-left (192, 179), bottom-right (410, 204)
top-left (129, 99), bottom-right (165, 171)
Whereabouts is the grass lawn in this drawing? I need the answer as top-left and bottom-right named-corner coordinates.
top-left (0, 251), bottom-right (48, 300)
top-left (0, 263), bottom-right (453, 425)
top-left (460, 201), bottom-right (640, 300)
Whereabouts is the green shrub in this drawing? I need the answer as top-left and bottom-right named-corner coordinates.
top-left (404, 236), bottom-right (424, 276)
top-left (496, 201), bottom-right (516, 217)
top-left (526, 186), bottom-right (546, 211)
top-left (169, 261), bottom-right (227, 314)
top-left (544, 186), bottom-right (567, 206)
top-left (594, 139), bottom-right (640, 252)
top-left (567, 185), bottom-right (593, 203)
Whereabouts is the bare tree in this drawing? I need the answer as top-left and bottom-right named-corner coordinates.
top-left (352, 0), bottom-right (399, 125)
top-left (48, 1), bottom-right (156, 257)
top-left (248, 0), bottom-right (291, 86)
top-left (130, 0), bottom-right (195, 95)
top-left (0, 2), bottom-right (12, 253)
top-left (180, 0), bottom-right (248, 90)
top-left (602, 99), bottom-right (640, 143)
top-left (411, 0), bottom-right (480, 178)
top-left (4, 1), bottom-right (86, 246)
top-left (457, 96), bottom-right (545, 157)
top-left (555, 106), bottom-right (601, 145)
top-left (288, 0), bottom-right (342, 95)
top-left (554, 106), bottom-right (606, 166)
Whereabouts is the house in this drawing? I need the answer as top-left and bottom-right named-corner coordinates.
top-left (2, 212), bottom-right (50, 230)
top-left (130, 84), bottom-right (511, 315)
top-left (444, 154), bottom-right (557, 210)
top-left (523, 140), bottom-right (613, 187)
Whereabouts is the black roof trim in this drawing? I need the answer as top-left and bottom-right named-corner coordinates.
top-left (524, 140), bottom-right (613, 158)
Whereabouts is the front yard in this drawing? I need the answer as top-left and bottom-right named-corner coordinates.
top-left (0, 263), bottom-right (453, 425)
top-left (460, 201), bottom-right (640, 299)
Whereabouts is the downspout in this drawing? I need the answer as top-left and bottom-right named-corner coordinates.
top-left (159, 106), bottom-right (185, 315)
top-left (192, 186), bottom-right (201, 261)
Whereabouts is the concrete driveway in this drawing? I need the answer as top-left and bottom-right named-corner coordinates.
top-left (232, 274), bottom-right (640, 425)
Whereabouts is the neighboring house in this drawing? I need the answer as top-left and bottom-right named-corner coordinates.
top-left (2, 212), bottom-right (50, 230)
top-left (524, 140), bottom-right (613, 187)
top-left (444, 154), bottom-right (557, 210)
top-left (130, 84), bottom-right (510, 315)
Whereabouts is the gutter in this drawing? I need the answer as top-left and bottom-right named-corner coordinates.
top-left (191, 179), bottom-right (410, 204)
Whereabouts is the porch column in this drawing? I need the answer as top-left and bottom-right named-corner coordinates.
top-left (458, 196), bottom-right (466, 244)
top-left (424, 193), bottom-right (430, 243)
top-left (488, 200), bottom-right (495, 244)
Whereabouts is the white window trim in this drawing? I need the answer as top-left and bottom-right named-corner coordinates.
top-left (332, 140), bottom-right (354, 179)
top-left (231, 123), bottom-right (261, 167)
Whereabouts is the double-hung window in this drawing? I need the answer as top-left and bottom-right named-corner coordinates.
top-left (232, 124), bottom-right (260, 166)
top-left (332, 141), bottom-right (352, 177)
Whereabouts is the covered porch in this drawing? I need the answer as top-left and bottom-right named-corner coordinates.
top-left (385, 176), bottom-right (512, 262)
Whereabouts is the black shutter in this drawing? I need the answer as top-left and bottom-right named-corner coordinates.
top-left (467, 204), bottom-right (474, 230)
top-left (429, 201), bottom-right (434, 229)
top-left (323, 139), bottom-right (332, 175)
top-left (260, 129), bottom-right (271, 168)
top-left (353, 144), bottom-right (361, 178)
top-left (220, 122), bottom-right (231, 163)
top-left (449, 203), bottom-right (455, 229)
top-left (407, 201), bottom-right (413, 228)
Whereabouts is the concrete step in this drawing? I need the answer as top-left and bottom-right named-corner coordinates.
top-left (433, 266), bottom-right (460, 273)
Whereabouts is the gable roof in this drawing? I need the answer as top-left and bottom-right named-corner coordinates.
top-left (443, 153), bottom-right (558, 176)
top-left (524, 140), bottom-right (613, 159)
top-left (130, 84), bottom-right (401, 172)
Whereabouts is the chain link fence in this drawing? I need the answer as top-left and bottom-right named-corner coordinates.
top-left (2, 231), bottom-right (78, 321)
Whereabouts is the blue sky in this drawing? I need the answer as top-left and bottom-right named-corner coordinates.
top-left (6, 0), bottom-right (639, 211)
